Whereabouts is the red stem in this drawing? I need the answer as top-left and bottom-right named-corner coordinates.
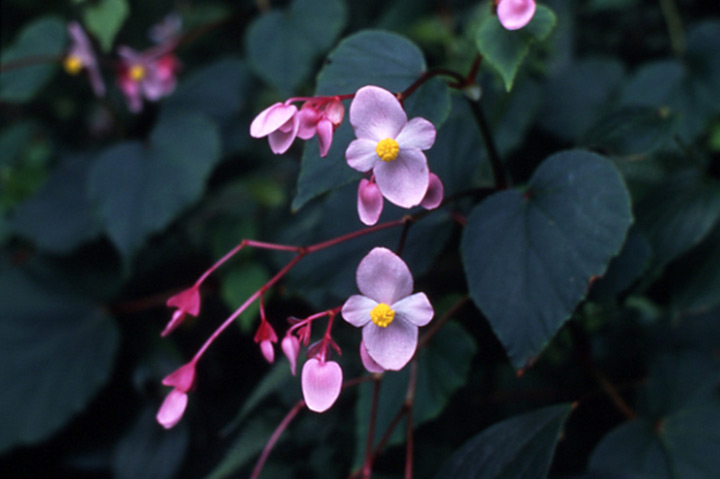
top-left (362, 377), bottom-right (382, 478)
top-left (250, 399), bottom-right (305, 479)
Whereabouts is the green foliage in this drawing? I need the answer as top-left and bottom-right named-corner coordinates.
top-left (83, 0), bottom-right (129, 52)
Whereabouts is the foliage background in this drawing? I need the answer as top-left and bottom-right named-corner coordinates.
top-left (1, 0), bottom-right (719, 478)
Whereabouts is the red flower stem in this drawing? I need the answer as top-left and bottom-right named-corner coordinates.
top-left (305, 217), bottom-right (406, 253)
top-left (362, 377), bottom-right (383, 478)
top-left (465, 53), bottom-right (483, 84)
top-left (250, 399), bottom-right (306, 479)
top-left (287, 310), bottom-right (332, 335)
top-left (319, 312), bottom-right (336, 362)
top-left (417, 296), bottom-right (470, 350)
top-left (466, 97), bottom-right (507, 189)
top-left (397, 69), bottom-right (467, 103)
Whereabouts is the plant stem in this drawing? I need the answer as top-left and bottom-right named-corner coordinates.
top-left (362, 378), bottom-right (383, 478)
top-left (250, 399), bottom-right (305, 479)
top-left (466, 97), bottom-right (507, 189)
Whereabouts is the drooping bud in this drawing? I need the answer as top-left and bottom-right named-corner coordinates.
top-left (357, 178), bottom-right (383, 226)
top-left (254, 320), bottom-right (278, 364)
top-left (421, 172), bottom-right (444, 210)
top-left (301, 358), bottom-right (343, 413)
top-left (156, 389), bottom-right (188, 429)
top-left (281, 335), bottom-right (301, 375)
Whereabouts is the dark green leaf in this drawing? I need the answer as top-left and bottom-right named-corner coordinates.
top-left (0, 16), bottom-right (65, 103)
top-left (83, 0), bottom-right (129, 52)
top-left (436, 403), bottom-right (573, 479)
top-left (670, 222), bottom-right (720, 313)
top-left (461, 151), bottom-right (632, 369)
top-left (0, 266), bottom-right (118, 452)
top-left (403, 77), bottom-right (451, 128)
top-left (589, 226), bottom-right (651, 300)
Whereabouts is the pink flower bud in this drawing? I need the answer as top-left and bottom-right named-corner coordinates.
top-left (497, 0), bottom-right (537, 31)
top-left (301, 358), bottom-right (343, 413)
top-left (250, 102), bottom-right (300, 154)
top-left (360, 341), bottom-right (385, 374)
top-left (162, 362), bottom-right (196, 392)
top-left (156, 389), bottom-right (188, 429)
top-left (260, 339), bottom-right (275, 363)
top-left (254, 320), bottom-right (278, 363)
top-left (421, 172), bottom-right (444, 210)
top-left (357, 178), bottom-right (383, 226)
top-left (281, 335), bottom-right (301, 375)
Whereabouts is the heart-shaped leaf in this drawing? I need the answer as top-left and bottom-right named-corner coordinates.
top-left (461, 151), bottom-right (632, 369)
top-left (83, 0), bottom-right (129, 52)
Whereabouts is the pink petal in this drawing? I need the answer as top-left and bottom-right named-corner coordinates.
top-left (316, 118), bottom-right (334, 157)
top-left (357, 178), bottom-right (383, 226)
top-left (356, 247), bottom-right (413, 304)
top-left (260, 340), bottom-right (275, 363)
top-left (346, 138), bottom-right (379, 172)
top-left (250, 103), bottom-right (297, 138)
top-left (341, 294), bottom-right (377, 327)
top-left (87, 65), bottom-right (106, 97)
top-left (392, 292), bottom-right (434, 327)
top-left (301, 359), bottom-right (343, 413)
top-left (161, 309), bottom-right (186, 337)
top-left (362, 317), bottom-right (418, 371)
top-left (254, 320), bottom-right (278, 343)
top-left (349, 86), bottom-right (407, 140)
top-left (420, 172), bottom-right (444, 210)
top-left (360, 341), bottom-right (385, 373)
top-left (267, 115), bottom-right (299, 154)
top-left (297, 105), bottom-right (320, 140)
top-left (156, 389), bottom-right (188, 429)
top-left (497, 0), bottom-right (537, 31)
top-left (324, 99), bottom-right (345, 126)
top-left (167, 286), bottom-right (201, 316)
top-left (281, 336), bottom-right (300, 375)
top-left (162, 362), bottom-right (196, 392)
top-left (395, 117), bottom-right (436, 150)
top-left (374, 149), bottom-right (429, 208)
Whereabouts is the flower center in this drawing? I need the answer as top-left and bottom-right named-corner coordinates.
top-left (129, 64), bottom-right (146, 81)
top-left (376, 138), bottom-right (399, 162)
top-left (63, 55), bottom-right (83, 75)
top-left (370, 303), bottom-right (395, 328)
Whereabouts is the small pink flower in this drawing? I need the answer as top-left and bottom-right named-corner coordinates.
top-left (281, 335), bottom-right (301, 375)
top-left (357, 178), bottom-right (384, 226)
top-left (156, 389), bottom-right (188, 429)
top-left (420, 172), bottom-right (444, 210)
top-left (164, 285), bottom-right (200, 337)
top-left (497, 0), bottom-right (537, 30)
top-left (296, 98), bottom-right (345, 157)
top-left (360, 341), bottom-right (385, 374)
top-left (250, 102), bottom-right (300, 154)
top-left (162, 361), bottom-right (196, 392)
top-left (117, 45), bottom-right (181, 113)
top-left (254, 320), bottom-right (278, 364)
top-left (301, 358), bottom-right (343, 413)
top-left (341, 247), bottom-right (433, 371)
top-left (64, 22), bottom-right (105, 97)
top-left (345, 86), bottom-right (436, 209)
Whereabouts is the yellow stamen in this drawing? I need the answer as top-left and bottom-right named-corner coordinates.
top-left (376, 138), bottom-right (399, 162)
top-left (370, 303), bottom-right (395, 328)
top-left (129, 64), bottom-right (146, 81)
top-left (63, 55), bottom-right (83, 75)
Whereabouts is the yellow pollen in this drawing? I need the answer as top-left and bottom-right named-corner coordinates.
top-left (370, 303), bottom-right (395, 328)
top-left (63, 55), bottom-right (83, 75)
top-left (129, 64), bottom-right (146, 81)
top-left (376, 138), bottom-right (399, 162)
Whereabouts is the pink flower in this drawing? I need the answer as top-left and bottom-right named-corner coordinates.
top-left (281, 335), bottom-right (301, 375)
top-left (345, 86), bottom-right (436, 209)
top-left (117, 45), bottom-right (180, 113)
top-left (341, 247), bottom-right (433, 370)
top-left (497, 0), bottom-right (537, 30)
top-left (296, 98), bottom-right (345, 157)
top-left (357, 178), bottom-right (383, 226)
top-left (360, 341), bottom-right (384, 374)
top-left (156, 389), bottom-right (188, 429)
top-left (301, 358), bottom-right (343, 413)
top-left (164, 285), bottom-right (200, 337)
top-left (420, 172), bottom-right (444, 209)
top-left (162, 361), bottom-right (196, 392)
top-left (64, 22), bottom-right (105, 97)
top-left (250, 102), bottom-right (300, 154)
top-left (254, 320), bottom-right (278, 364)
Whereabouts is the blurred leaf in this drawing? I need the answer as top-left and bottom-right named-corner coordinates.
top-left (83, 0), bottom-right (129, 52)
top-left (0, 16), bottom-right (65, 103)
top-left (461, 151), bottom-right (632, 369)
top-left (403, 77), bottom-right (451, 128)
top-left (220, 262), bottom-right (270, 333)
top-left (589, 226), bottom-right (652, 300)
top-left (88, 113), bottom-right (221, 261)
top-left (436, 403), bottom-right (572, 479)
top-left (0, 266), bottom-right (118, 452)
top-left (112, 407), bottom-right (189, 479)
top-left (246, 0), bottom-right (346, 94)
top-left (670, 222), bottom-right (720, 313)
top-left (293, 30), bottom-right (429, 210)
top-left (12, 154), bottom-right (101, 253)
top-left (475, 5), bottom-right (556, 91)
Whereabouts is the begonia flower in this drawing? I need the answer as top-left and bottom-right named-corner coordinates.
top-left (296, 98), bottom-right (345, 157)
top-left (420, 172), bottom-right (444, 210)
top-left (117, 45), bottom-right (181, 113)
top-left (360, 341), bottom-right (385, 374)
top-left (164, 285), bottom-right (200, 337)
top-left (254, 320), bottom-right (278, 364)
top-left (281, 335), bottom-right (301, 375)
top-left (301, 358), bottom-right (343, 413)
top-left (64, 22), bottom-right (105, 97)
top-left (357, 178), bottom-right (384, 226)
top-left (341, 247), bottom-right (434, 371)
top-left (250, 102), bottom-right (300, 154)
top-left (157, 388), bottom-right (188, 429)
top-left (346, 86), bottom-right (436, 209)
top-left (497, 0), bottom-right (537, 30)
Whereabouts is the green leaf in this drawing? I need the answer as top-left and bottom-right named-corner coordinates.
top-left (246, 0), bottom-right (346, 94)
top-left (0, 16), bottom-right (66, 103)
top-left (0, 266), bottom-right (119, 452)
top-left (88, 113), bottom-right (221, 261)
top-left (635, 169), bottom-right (720, 270)
top-left (475, 5), bottom-right (557, 91)
top-left (293, 30), bottom-right (430, 210)
top-left (670, 222), bottom-right (720, 313)
top-left (436, 403), bottom-right (573, 479)
top-left (83, 0), bottom-right (129, 52)
top-left (461, 151), bottom-right (632, 369)
top-left (354, 321), bottom-right (477, 466)
top-left (589, 226), bottom-right (651, 300)
top-left (220, 263), bottom-right (270, 333)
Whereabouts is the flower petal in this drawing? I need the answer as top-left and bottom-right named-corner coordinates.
top-left (420, 172), bottom-right (444, 210)
top-left (360, 341), bottom-right (385, 373)
top-left (156, 389), bottom-right (188, 429)
top-left (267, 115), bottom-right (299, 154)
top-left (356, 247), bottom-right (413, 304)
top-left (350, 86), bottom-right (407, 140)
top-left (392, 292), bottom-right (434, 327)
top-left (301, 359), bottom-right (343, 413)
top-left (167, 286), bottom-right (201, 316)
top-left (357, 178), bottom-right (383, 226)
top-left (316, 118), bottom-right (334, 157)
top-left (250, 103), bottom-right (297, 138)
top-left (374, 149), bottom-right (429, 208)
top-left (297, 105), bottom-right (320, 140)
top-left (341, 294), bottom-right (377, 327)
top-left (363, 318), bottom-right (418, 371)
top-left (395, 117), bottom-right (436, 150)
top-left (497, 0), bottom-right (537, 31)
top-left (162, 362), bottom-right (196, 392)
top-left (281, 336), bottom-right (300, 376)
top-left (346, 138), bottom-right (379, 172)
